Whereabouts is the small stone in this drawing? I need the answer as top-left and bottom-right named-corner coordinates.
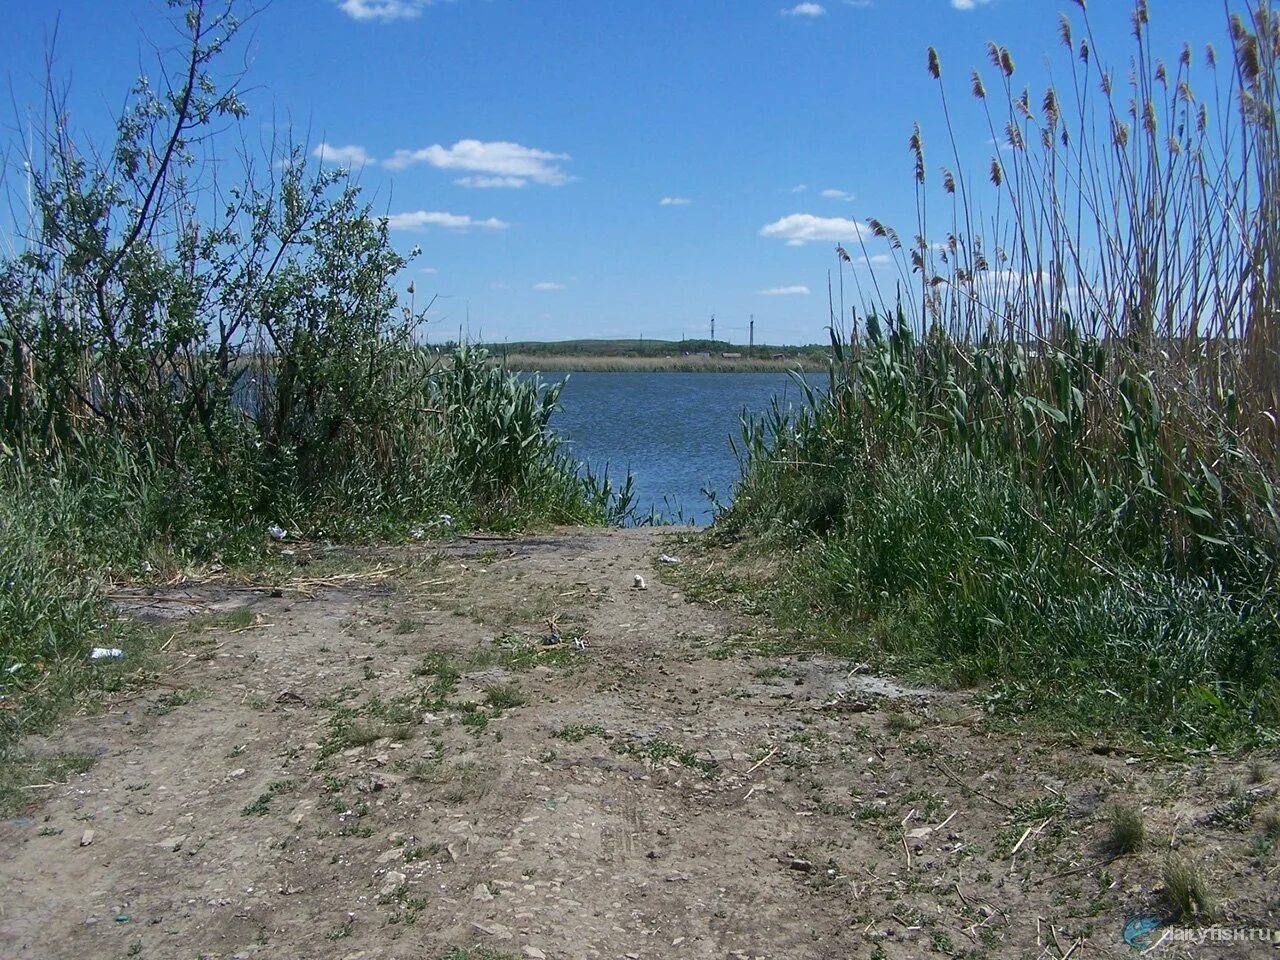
top-left (523, 948), bottom-right (547, 959)
top-left (228, 768), bottom-right (247, 780)
top-left (472, 883), bottom-right (494, 902)
top-left (79, 829), bottom-right (95, 847)
top-left (375, 848), bottom-right (402, 864)
top-left (379, 870), bottom-right (406, 896)
top-left (788, 857), bottom-right (813, 872)
top-left (472, 920), bottom-right (514, 940)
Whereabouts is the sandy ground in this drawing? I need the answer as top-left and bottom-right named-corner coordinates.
top-left (1, 527), bottom-right (1276, 959)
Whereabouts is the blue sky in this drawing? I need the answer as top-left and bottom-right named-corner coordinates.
top-left (1, 0), bottom-right (1236, 345)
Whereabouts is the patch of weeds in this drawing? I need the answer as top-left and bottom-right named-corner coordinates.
top-left (241, 794), bottom-right (272, 817)
top-left (427, 760), bottom-right (492, 804)
top-left (458, 705), bottom-right (489, 731)
top-left (538, 748), bottom-right (557, 763)
top-left (901, 789), bottom-right (944, 819)
top-left (1263, 809), bottom-right (1280, 838)
top-left (321, 717), bottom-right (387, 757)
top-left (929, 928), bottom-right (954, 954)
top-left (885, 710), bottom-right (920, 735)
top-left (616, 737), bottom-right (716, 776)
top-left (552, 723), bottom-right (605, 743)
top-left (240, 779), bottom-right (297, 817)
top-left (326, 920), bottom-right (354, 941)
top-left (1205, 783), bottom-right (1258, 831)
top-left (436, 948), bottom-right (515, 960)
top-left (405, 758), bottom-right (440, 781)
top-left (146, 688), bottom-right (203, 716)
top-left (483, 682), bottom-right (525, 713)
top-left (394, 618), bottom-right (420, 635)
top-left (1162, 856), bottom-right (1217, 921)
top-left (1013, 794), bottom-right (1067, 823)
top-left (1105, 803), bottom-right (1146, 855)
top-left (405, 842), bottom-right (444, 862)
top-left (323, 775), bottom-right (347, 794)
top-left (902, 736), bottom-right (938, 758)
top-left (413, 652), bottom-right (460, 696)
top-left (0, 753), bottom-right (97, 816)
top-left (1247, 760), bottom-right (1269, 784)
top-left (752, 664), bottom-right (791, 682)
top-left (485, 632), bottom-right (572, 670)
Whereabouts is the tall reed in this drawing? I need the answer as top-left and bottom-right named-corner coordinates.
top-left (727, 1), bottom-right (1280, 745)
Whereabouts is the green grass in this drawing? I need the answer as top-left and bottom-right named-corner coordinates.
top-left (615, 737), bottom-right (717, 775)
top-left (482, 682), bottom-right (526, 713)
top-left (552, 723), bottom-right (606, 743)
top-left (1161, 856), bottom-right (1217, 921)
top-left (1105, 804), bottom-right (1146, 856)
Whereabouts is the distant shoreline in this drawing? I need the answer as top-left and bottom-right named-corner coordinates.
top-left (496, 353), bottom-right (827, 373)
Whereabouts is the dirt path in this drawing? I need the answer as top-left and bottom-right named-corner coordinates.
top-left (1, 528), bottom-right (1275, 959)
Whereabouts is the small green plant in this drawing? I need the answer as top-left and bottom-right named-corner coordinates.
top-left (1263, 809), bottom-right (1280, 838)
top-left (435, 948), bottom-right (515, 960)
top-left (616, 737), bottom-right (716, 775)
top-left (1105, 804), bottom-right (1146, 856)
top-left (483, 683), bottom-right (525, 713)
top-left (1161, 857), bottom-right (1217, 921)
top-left (552, 723), bottom-right (605, 743)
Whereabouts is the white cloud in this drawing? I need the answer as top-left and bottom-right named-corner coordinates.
top-left (420, 266), bottom-right (439, 274)
top-left (660, 196), bottom-right (692, 206)
top-left (789, 184), bottom-right (808, 194)
top-left (533, 281), bottom-right (565, 291)
top-left (759, 213), bottom-right (866, 246)
top-left (385, 210), bottom-right (509, 231)
top-left (951, 0), bottom-right (993, 9)
top-left (313, 142), bottom-right (374, 166)
top-left (821, 188), bottom-right (853, 200)
top-left (757, 285), bottom-right (811, 296)
top-left (783, 2), bottom-right (826, 15)
top-left (335, 0), bottom-right (432, 22)
top-left (384, 139), bottom-right (571, 187)
top-left (454, 176), bottom-right (527, 189)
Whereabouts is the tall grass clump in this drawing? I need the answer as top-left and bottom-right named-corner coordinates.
top-left (725, 1), bottom-right (1280, 745)
top-left (0, 0), bottom-right (628, 752)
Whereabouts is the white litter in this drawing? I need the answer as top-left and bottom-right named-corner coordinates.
top-left (267, 524), bottom-right (287, 541)
top-left (89, 648), bottom-right (126, 661)
top-left (657, 554), bottom-right (682, 565)
top-left (633, 575), bottom-right (648, 590)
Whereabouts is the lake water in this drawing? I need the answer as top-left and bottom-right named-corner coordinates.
top-left (548, 371), bottom-right (813, 525)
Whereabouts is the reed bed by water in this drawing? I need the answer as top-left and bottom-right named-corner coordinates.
top-left (724, 1), bottom-right (1280, 746)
